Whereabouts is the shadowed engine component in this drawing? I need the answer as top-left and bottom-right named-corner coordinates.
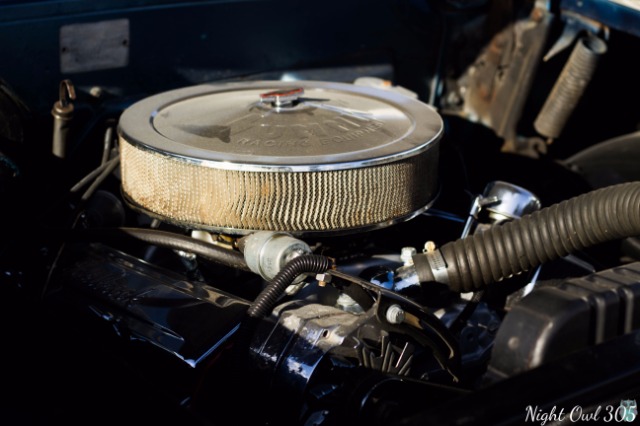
top-left (489, 262), bottom-right (640, 378)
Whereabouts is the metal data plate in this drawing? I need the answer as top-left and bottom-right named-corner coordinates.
top-left (60, 19), bottom-right (130, 74)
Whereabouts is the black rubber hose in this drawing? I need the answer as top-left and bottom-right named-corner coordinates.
top-left (247, 254), bottom-right (332, 319)
top-left (448, 290), bottom-right (484, 335)
top-left (415, 182), bottom-right (640, 292)
top-left (74, 227), bottom-right (251, 272)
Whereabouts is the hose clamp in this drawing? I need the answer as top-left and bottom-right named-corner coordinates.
top-left (426, 249), bottom-right (449, 284)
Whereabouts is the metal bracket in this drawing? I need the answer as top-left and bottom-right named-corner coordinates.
top-left (543, 11), bottom-right (608, 62)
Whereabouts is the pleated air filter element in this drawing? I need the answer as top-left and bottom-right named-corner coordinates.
top-left (118, 81), bottom-right (443, 235)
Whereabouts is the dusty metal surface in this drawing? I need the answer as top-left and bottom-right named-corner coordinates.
top-left (60, 19), bottom-right (130, 74)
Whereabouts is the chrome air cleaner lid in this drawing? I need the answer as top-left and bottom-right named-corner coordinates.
top-left (118, 80), bottom-right (443, 234)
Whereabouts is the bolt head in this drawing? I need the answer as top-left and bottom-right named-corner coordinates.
top-left (400, 247), bottom-right (417, 265)
top-left (315, 273), bottom-right (332, 283)
top-left (385, 304), bottom-right (405, 324)
top-left (423, 241), bottom-right (437, 253)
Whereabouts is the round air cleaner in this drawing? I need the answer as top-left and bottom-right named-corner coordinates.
top-left (118, 81), bottom-right (443, 235)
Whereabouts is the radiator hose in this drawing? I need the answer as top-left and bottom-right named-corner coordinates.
top-left (413, 182), bottom-right (640, 292)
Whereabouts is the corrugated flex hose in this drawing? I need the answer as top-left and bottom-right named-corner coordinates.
top-left (534, 34), bottom-right (607, 139)
top-left (247, 254), bottom-right (333, 319)
top-left (414, 182), bottom-right (640, 292)
top-left (235, 254), bottom-right (333, 357)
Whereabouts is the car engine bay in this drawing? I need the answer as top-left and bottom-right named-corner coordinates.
top-left (1, 0), bottom-right (640, 424)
